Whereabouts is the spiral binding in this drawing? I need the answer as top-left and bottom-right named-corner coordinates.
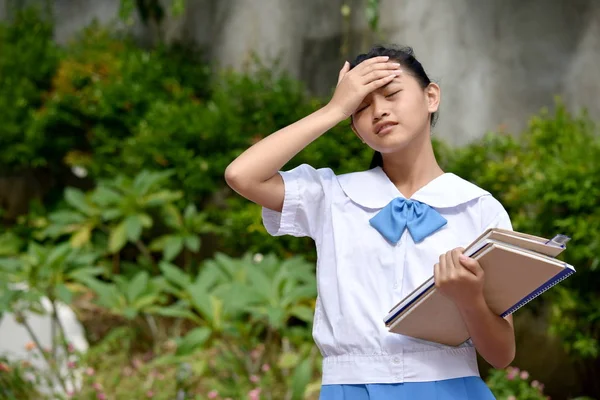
top-left (501, 267), bottom-right (574, 318)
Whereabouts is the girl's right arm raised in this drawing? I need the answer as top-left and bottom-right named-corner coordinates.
top-left (224, 56), bottom-right (401, 212)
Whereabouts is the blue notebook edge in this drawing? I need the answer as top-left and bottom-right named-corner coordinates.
top-left (500, 264), bottom-right (575, 318)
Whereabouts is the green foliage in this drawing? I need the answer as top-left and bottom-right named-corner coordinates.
top-left (0, 357), bottom-right (43, 400)
top-left (486, 367), bottom-right (549, 400)
top-left (0, 7), bottom-right (60, 170)
top-left (443, 101), bottom-right (600, 360)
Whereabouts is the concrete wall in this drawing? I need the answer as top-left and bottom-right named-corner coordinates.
top-left (1, 0), bottom-right (598, 144)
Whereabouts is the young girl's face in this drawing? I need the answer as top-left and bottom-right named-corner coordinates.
top-left (351, 64), bottom-right (439, 154)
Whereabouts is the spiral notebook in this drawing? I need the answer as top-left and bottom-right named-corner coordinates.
top-left (385, 229), bottom-right (575, 346)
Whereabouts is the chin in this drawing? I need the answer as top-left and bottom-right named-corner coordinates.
top-left (373, 130), bottom-right (419, 153)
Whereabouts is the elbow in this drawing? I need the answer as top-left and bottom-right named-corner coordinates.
top-left (225, 164), bottom-right (241, 190)
top-left (224, 164), bottom-right (247, 193)
top-left (490, 348), bottom-right (516, 370)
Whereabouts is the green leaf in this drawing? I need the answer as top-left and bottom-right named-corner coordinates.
top-left (148, 306), bottom-right (201, 324)
top-left (46, 243), bottom-right (71, 270)
top-left (90, 186), bottom-right (122, 206)
top-left (175, 327), bottom-right (211, 356)
top-left (143, 190), bottom-right (183, 207)
top-left (184, 235), bottom-right (200, 252)
top-left (55, 283), bottom-right (73, 304)
top-left (125, 215), bottom-right (143, 242)
top-left (70, 224), bottom-right (92, 248)
top-left (290, 358), bottom-right (312, 400)
top-left (278, 351), bottom-right (300, 369)
top-left (159, 261), bottom-right (191, 288)
top-left (163, 236), bottom-right (184, 261)
top-left (102, 208), bottom-right (122, 221)
top-left (65, 187), bottom-right (94, 215)
top-left (127, 271), bottom-right (149, 303)
top-left (132, 170), bottom-right (174, 197)
top-left (0, 232), bottom-right (23, 256)
top-left (123, 307), bottom-right (138, 320)
top-left (290, 305), bottom-right (314, 323)
top-left (108, 220), bottom-right (128, 253)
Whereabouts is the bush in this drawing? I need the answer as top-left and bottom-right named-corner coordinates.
top-left (443, 102), bottom-right (600, 361)
top-left (0, 7), bottom-right (60, 171)
top-left (486, 366), bottom-right (549, 400)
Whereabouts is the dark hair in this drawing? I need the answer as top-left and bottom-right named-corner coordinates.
top-left (349, 45), bottom-right (437, 169)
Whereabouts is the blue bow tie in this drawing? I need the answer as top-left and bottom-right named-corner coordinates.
top-left (369, 198), bottom-right (447, 244)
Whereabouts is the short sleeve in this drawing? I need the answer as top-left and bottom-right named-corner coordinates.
top-left (478, 195), bottom-right (513, 232)
top-left (261, 163), bottom-right (329, 241)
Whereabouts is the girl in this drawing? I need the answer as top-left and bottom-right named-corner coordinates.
top-left (225, 45), bottom-right (515, 399)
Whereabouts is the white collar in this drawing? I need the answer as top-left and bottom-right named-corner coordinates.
top-left (337, 167), bottom-right (490, 209)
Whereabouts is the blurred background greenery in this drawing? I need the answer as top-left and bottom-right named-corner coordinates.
top-left (0, 2), bottom-right (599, 400)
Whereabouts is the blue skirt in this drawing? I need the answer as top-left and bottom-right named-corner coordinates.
top-left (319, 377), bottom-right (495, 400)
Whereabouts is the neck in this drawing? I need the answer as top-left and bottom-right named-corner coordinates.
top-left (380, 131), bottom-right (444, 198)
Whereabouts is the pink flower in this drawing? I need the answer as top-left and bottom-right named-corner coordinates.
top-left (67, 343), bottom-right (75, 353)
top-left (92, 382), bottom-right (103, 391)
top-left (248, 388), bottom-right (261, 400)
top-left (520, 370), bottom-right (530, 380)
top-left (0, 363), bottom-right (10, 372)
top-left (66, 391), bottom-right (74, 398)
top-left (97, 393), bottom-right (106, 400)
top-left (146, 390), bottom-right (155, 398)
top-left (506, 367), bottom-right (518, 380)
top-left (250, 375), bottom-right (260, 383)
top-left (86, 367), bottom-right (96, 376)
top-left (67, 361), bottom-right (77, 369)
top-left (208, 390), bottom-right (219, 399)
top-left (261, 364), bottom-right (270, 372)
top-left (531, 380), bottom-right (540, 388)
top-left (25, 342), bottom-right (36, 351)
top-left (507, 396), bottom-right (516, 400)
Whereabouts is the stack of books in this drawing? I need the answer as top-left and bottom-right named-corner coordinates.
top-left (385, 229), bottom-right (575, 346)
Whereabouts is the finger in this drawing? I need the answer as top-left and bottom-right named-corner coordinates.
top-left (359, 61), bottom-right (402, 77)
top-left (366, 73), bottom-right (397, 91)
top-left (459, 253), bottom-right (483, 277)
top-left (355, 56), bottom-right (393, 74)
top-left (338, 61), bottom-right (350, 84)
top-left (439, 253), bottom-right (447, 278)
top-left (451, 248), bottom-right (463, 272)
top-left (362, 69), bottom-right (402, 85)
top-left (434, 262), bottom-right (441, 287)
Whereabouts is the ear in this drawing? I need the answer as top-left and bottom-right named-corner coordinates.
top-left (350, 120), bottom-right (365, 143)
top-left (425, 82), bottom-right (441, 114)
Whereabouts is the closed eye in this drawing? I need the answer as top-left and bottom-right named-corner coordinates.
top-left (386, 90), bottom-right (401, 98)
top-left (356, 104), bottom-right (369, 113)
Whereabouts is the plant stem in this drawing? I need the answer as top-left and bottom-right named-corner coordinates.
top-left (50, 299), bottom-right (78, 392)
top-left (144, 313), bottom-right (159, 351)
top-left (135, 240), bottom-right (157, 273)
top-left (19, 315), bottom-right (69, 394)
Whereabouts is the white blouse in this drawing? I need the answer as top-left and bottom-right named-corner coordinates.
top-left (262, 164), bottom-right (512, 385)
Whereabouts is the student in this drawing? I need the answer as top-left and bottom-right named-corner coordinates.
top-left (225, 45), bottom-right (515, 399)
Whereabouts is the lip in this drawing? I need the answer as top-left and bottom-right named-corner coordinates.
top-left (374, 121), bottom-right (398, 135)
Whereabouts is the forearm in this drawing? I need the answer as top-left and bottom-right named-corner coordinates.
top-left (225, 104), bottom-right (345, 186)
top-left (458, 295), bottom-right (515, 369)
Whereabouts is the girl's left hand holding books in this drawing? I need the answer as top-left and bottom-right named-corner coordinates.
top-left (434, 248), bottom-right (485, 311)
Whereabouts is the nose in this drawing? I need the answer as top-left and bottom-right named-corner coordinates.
top-left (372, 97), bottom-right (389, 122)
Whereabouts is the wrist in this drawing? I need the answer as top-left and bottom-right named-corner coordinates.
top-left (456, 293), bottom-right (488, 315)
top-left (322, 102), bottom-right (350, 124)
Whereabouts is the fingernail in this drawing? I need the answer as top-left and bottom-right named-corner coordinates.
top-left (459, 255), bottom-right (468, 261)
top-left (391, 62), bottom-right (401, 67)
top-left (394, 70), bottom-right (403, 74)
